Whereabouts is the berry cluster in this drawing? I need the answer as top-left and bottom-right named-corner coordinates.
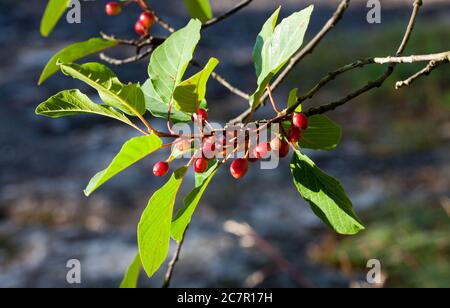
top-left (152, 109), bottom-right (310, 180)
top-left (105, 2), bottom-right (156, 37)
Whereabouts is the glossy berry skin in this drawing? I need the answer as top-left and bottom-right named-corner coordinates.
top-left (202, 138), bottom-right (216, 159)
top-left (253, 142), bottom-right (271, 159)
top-left (140, 12), bottom-right (156, 28)
top-left (278, 140), bottom-right (290, 158)
top-left (230, 158), bottom-right (249, 179)
top-left (194, 158), bottom-right (209, 174)
top-left (153, 161), bottom-right (169, 177)
top-left (292, 113), bottom-right (309, 130)
top-left (191, 108), bottom-right (208, 122)
top-left (135, 20), bottom-right (148, 36)
top-left (105, 2), bottom-right (122, 16)
top-left (288, 127), bottom-right (302, 143)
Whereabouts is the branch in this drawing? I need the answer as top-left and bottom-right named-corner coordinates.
top-left (374, 52), bottom-right (450, 64)
top-left (230, 0), bottom-right (351, 124)
top-left (302, 0), bottom-right (424, 117)
top-left (162, 227), bottom-right (189, 288)
top-left (202, 0), bottom-right (254, 29)
top-left (395, 58), bottom-right (449, 89)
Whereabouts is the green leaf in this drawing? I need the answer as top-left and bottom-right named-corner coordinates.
top-left (298, 115), bottom-right (342, 151)
top-left (39, 38), bottom-right (118, 85)
top-left (138, 167), bottom-right (188, 277)
top-left (84, 135), bottom-right (162, 196)
top-left (142, 79), bottom-right (192, 123)
top-left (253, 7), bottom-right (281, 80)
top-left (173, 58), bottom-right (219, 113)
top-left (35, 89), bottom-right (133, 126)
top-left (120, 254), bottom-right (142, 289)
top-left (147, 19), bottom-right (202, 106)
top-left (290, 151), bottom-right (364, 235)
top-left (40, 0), bottom-right (71, 37)
top-left (171, 161), bottom-right (219, 242)
top-left (183, 0), bottom-right (213, 22)
top-left (60, 62), bottom-right (146, 116)
top-left (250, 5), bottom-right (314, 109)
top-left (287, 88), bottom-right (301, 112)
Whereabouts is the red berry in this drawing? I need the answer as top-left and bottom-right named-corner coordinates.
top-left (230, 158), bottom-right (249, 179)
top-left (292, 113), bottom-right (309, 130)
top-left (105, 2), bottom-right (122, 16)
top-left (279, 140), bottom-right (290, 158)
top-left (253, 142), bottom-right (271, 159)
top-left (140, 12), bottom-right (156, 28)
top-left (288, 127), bottom-right (302, 143)
top-left (153, 161), bottom-right (169, 177)
top-left (202, 137), bottom-right (216, 158)
top-left (135, 20), bottom-right (148, 36)
top-left (191, 108), bottom-right (208, 122)
top-left (194, 158), bottom-right (208, 174)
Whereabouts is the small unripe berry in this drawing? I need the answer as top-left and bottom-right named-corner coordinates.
top-left (279, 140), bottom-right (290, 158)
top-left (230, 158), bottom-right (249, 179)
top-left (253, 142), bottom-right (271, 159)
top-left (105, 2), bottom-right (122, 16)
top-left (135, 20), bottom-right (148, 36)
top-left (140, 12), bottom-right (156, 28)
top-left (288, 127), bottom-right (302, 143)
top-left (194, 157), bottom-right (208, 173)
top-left (292, 113), bottom-right (309, 130)
top-left (175, 138), bottom-right (192, 152)
top-left (153, 161), bottom-right (169, 177)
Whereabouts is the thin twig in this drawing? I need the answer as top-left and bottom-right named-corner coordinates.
top-left (99, 48), bottom-right (154, 65)
top-left (190, 60), bottom-right (250, 100)
top-left (162, 227), bottom-right (189, 288)
top-left (202, 0), bottom-right (254, 29)
top-left (303, 0), bottom-right (424, 117)
top-left (395, 58), bottom-right (449, 89)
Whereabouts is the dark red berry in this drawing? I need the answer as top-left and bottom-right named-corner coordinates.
top-left (191, 108), bottom-right (208, 122)
top-left (194, 158), bottom-right (208, 173)
top-left (253, 142), bottom-right (271, 159)
top-left (135, 20), bottom-right (148, 36)
top-left (153, 161), bottom-right (169, 177)
top-left (140, 12), bottom-right (156, 28)
top-left (292, 113), bottom-right (309, 130)
top-left (279, 140), bottom-right (290, 158)
top-left (230, 159), bottom-right (249, 179)
top-left (288, 127), bottom-right (302, 143)
top-left (105, 2), bottom-right (122, 16)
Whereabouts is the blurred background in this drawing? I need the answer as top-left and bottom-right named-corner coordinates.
top-left (0, 0), bottom-right (449, 288)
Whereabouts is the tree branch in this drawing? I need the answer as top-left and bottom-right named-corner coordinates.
top-left (202, 0), bottom-right (254, 29)
top-left (302, 0), bottom-right (424, 117)
top-left (395, 58), bottom-right (449, 89)
top-left (162, 227), bottom-right (189, 288)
